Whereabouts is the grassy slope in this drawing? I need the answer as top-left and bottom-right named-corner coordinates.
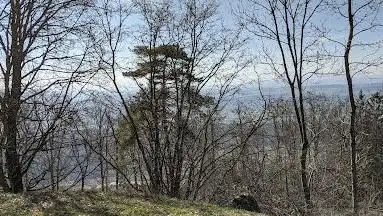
top-left (0, 191), bottom-right (264, 216)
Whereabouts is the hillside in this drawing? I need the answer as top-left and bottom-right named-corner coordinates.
top-left (0, 192), bottom-right (265, 216)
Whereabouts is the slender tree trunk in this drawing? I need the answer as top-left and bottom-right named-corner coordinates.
top-left (115, 171), bottom-right (119, 190)
top-left (345, 0), bottom-right (358, 214)
top-left (115, 144), bottom-right (119, 190)
top-left (105, 142), bottom-right (109, 192)
top-left (299, 84), bottom-right (312, 212)
top-left (100, 158), bottom-right (104, 192)
top-left (56, 148), bottom-right (61, 192)
top-left (81, 173), bottom-right (85, 192)
top-left (49, 144), bottom-right (55, 192)
top-left (289, 84), bottom-right (312, 211)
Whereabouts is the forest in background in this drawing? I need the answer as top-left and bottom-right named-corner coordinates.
top-left (0, 0), bottom-right (382, 215)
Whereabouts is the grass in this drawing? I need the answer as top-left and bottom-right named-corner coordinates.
top-left (0, 191), bottom-right (265, 216)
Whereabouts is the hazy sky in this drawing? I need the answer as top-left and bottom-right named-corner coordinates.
top-left (109, 0), bottom-right (383, 94)
top-left (218, 0), bottom-right (383, 86)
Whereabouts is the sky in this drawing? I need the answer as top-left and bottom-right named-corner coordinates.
top-left (217, 0), bottom-right (383, 86)
top-left (96, 0), bottom-right (383, 97)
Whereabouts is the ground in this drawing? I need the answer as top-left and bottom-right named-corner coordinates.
top-left (0, 191), bottom-right (265, 216)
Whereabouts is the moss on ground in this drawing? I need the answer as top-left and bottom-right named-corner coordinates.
top-left (0, 191), bottom-right (264, 216)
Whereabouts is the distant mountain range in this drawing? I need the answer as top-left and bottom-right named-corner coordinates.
top-left (230, 81), bottom-right (383, 106)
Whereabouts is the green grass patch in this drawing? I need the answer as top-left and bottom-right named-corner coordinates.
top-left (0, 191), bottom-right (264, 216)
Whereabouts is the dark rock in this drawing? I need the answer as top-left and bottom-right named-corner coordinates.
top-left (231, 194), bottom-right (260, 212)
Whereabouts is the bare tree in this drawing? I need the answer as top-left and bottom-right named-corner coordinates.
top-left (88, 0), bottom-right (251, 198)
top-left (324, 0), bottom-right (383, 214)
top-left (344, 1), bottom-right (358, 213)
top-left (238, 0), bottom-right (325, 212)
top-left (0, 0), bottom-right (92, 192)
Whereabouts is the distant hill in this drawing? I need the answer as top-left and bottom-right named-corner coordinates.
top-left (233, 81), bottom-right (383, 104)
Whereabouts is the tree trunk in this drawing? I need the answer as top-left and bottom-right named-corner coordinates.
top-left (299, 85), bottom-right (312, 212)
top-left (100, 159), bottom-right (105, 192)
top-left (49, 145), bottom-right (55, 192)
top-left (4, 0), bottom-right (24, 193)
top-left (56, 148), bottom-right (61, 192)
top-left (289, 84), bottom-right (312, 211)
top-left (5, 122), bottom-right (23, 193)
top-left (81, 174), bottom-right (85, 192)
top-left (0, 155), bottom-right (10, 192)
top-left (345, 0), bottom-right (358, 214)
